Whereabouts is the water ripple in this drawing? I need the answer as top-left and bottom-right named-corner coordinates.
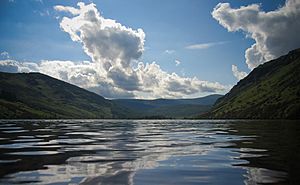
top-left (0, 119), bottom-right (296, 185)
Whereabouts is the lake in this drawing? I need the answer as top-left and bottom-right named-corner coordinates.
top-left (0, 120), bottom-right (299, 185)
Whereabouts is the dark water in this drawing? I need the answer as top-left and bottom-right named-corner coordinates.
top-left (0, 120), bottom-right (299, 185)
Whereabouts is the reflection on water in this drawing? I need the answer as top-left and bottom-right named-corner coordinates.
top-left (0, 120), bottom-right (299, 185)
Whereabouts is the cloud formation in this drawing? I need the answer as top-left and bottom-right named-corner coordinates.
top-left (0, 59), bottom-right (135, 98)
top-left (0, 60), bottom-right (37, 73)
top-left (53, 2), bottom-right (226, 98)
top-left (212, 0), bottom-right (300, 70)
top-left (0, 59), bottom-right (226, 99)
top-left (0, 51), bottom-right (10, 59)
top-left (164, 50), bottom-right (175, 54)
top-left (185, 41), bottom-right (227, 50)
top-left (175, 59), bottom-right (181, 66)
top-left (231, 65), bottom-right (248, 80)
top-left (0, 2), bottom-right (228, 99)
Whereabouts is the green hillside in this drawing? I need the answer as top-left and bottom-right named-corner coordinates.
top-left (0, 72), bottom-right (127, 119)
top-left (145, 104), bottom-right (212, 118)
top-left (205, 48), bottom-right (300, 119)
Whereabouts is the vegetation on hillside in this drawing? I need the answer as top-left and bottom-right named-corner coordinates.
top-left (0, 72), bottom-right (128, 119)
top-left (0, 72), bottom-right (221, 119)
top-left (204, 49), bottom-right (300, 119)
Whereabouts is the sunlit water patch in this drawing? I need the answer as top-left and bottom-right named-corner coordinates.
top-left (0, 119), bottom-right (299, 185)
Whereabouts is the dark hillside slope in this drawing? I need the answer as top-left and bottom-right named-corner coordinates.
top-left (207, 49), bottom-right (300, 119)
top-left (0, 72), bottom-right (126, 118)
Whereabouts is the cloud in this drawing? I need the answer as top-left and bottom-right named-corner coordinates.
top-left (0, 51), bottom-right (10, 59)
top-left (0, 2), bottom-right (229, 99)
top-left (53, 2), bottom-right (228, 98)
top-left (185, 41), bottom-right (227, 50)
top-left (55, 2), bottom-right (145, 64)
top-left (0, 60), bottom-right (19, 73)
top-left (134, 62), bottom-right (226, 98)
top-left (54, 5), bottom-right (81, 15)
top-left (0, 59), bottom-right (227, 99)
top-left (39, 10), bottom-right (50, 17)
top-left (212, 0), bottom-right (300, 70)
top-left (0, 60), bottom-right (38, 73)
top-left (107, 67), bottom-right (140, 91)
top-left (164, 50), bottom-right (175, 54)
top-left (0, 59), bottom-right (134, 98)
top-left (232, 65), bottom-right (248, 80)
top-left (175, 59), bottom-right (181, 66)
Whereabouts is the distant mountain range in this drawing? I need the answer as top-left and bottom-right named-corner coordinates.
top-left (1, 48), bottom-right (299, 119)
top-left (113, 94), bottom-right (222, 118)
top-left (0, 72), bottom-right (221, 119)
top-left (204, 48), bottom-right (300, 119)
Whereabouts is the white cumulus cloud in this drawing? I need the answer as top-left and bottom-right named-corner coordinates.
top-left (0, 2), bottom-right (229, 99)
top-left (54, 5), bottom-right (81, 15)
top-left (53, 2), bottom-right (227, 98)
top-left (54, 2), bottom-right (145, 92)
top-left (0, 59), bottom-right (227, 99)
top-left (212, 0), bottom-right (300, 70)
top-left (0, 60), bottom-right (38, 73)
top-left (231, 65), bottom-right (248, 80)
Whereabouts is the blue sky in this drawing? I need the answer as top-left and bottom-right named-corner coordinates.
top-left (1, 0), bottom-right (294, 99)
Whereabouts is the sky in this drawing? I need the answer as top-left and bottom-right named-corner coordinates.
top-left (0, 0), bottom-right (299, 99)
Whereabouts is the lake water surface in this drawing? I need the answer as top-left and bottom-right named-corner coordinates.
top-left (0, 120), bottom-right (299, 185)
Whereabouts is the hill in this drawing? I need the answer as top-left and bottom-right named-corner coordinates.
top-left (113, 94), bottom-right (222, 118)
top-left (205, 48), bottom-right (300, 119)
top-left (0, 72), bottom-right (127, 119)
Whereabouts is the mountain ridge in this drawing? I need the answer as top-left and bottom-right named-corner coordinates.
top-left (0, 72), bottom-right (221, 119)
top-left (0, 72), bottom-right (129, 119)
top-left (113, 94), bottom-right (222, 118)
top-left (204, 48), bottom-right (300, 119)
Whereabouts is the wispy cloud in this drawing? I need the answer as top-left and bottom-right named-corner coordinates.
top-left (164, 49), bottom-right (175, 54)
top-left (185, 41), bottom-right (227, 50)
top-left (35, 0), bottom-right (43, 4)
top-left (0, 51), bottom-right (10, 59)
top-left (175, 59), bottom-right (181, 66)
